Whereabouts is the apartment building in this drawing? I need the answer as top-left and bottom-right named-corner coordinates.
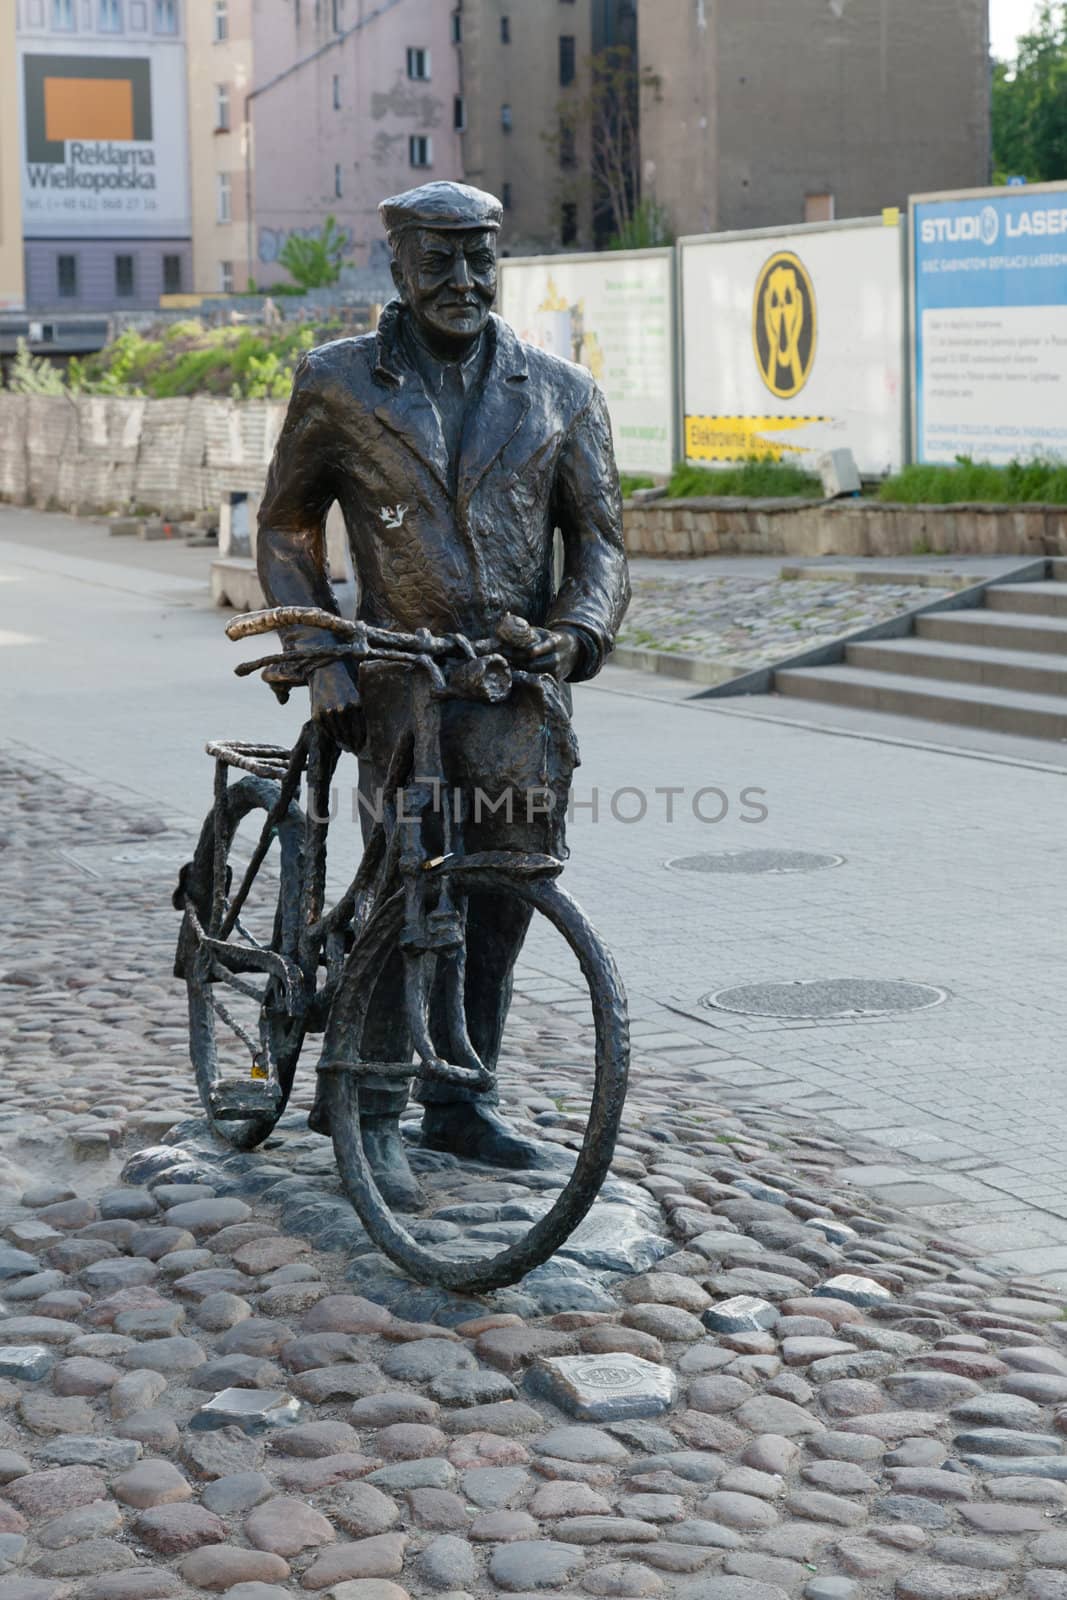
top-left (639, 0), bottom-right (991, 238)
top-left (186, 0), bottom-right (463, 295)
top-left (185, 0), bottom-right (252, 294)
top-left (1, 0), bottom-right (25, 309)
top-left (455, 0), bottom-right (637, 255)
top-left (15, 0), bottom-right (192, 310)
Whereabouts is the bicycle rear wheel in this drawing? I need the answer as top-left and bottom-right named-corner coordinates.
top-left (320, 866), bottom-right (629, 1294)
top-left (176, 775), bottom-right (308, 1150)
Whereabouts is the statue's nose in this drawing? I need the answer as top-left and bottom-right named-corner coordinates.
top-left (451, 257), bottom-right (473, 289)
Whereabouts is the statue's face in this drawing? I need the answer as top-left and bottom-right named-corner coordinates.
top-left (393, 227), bottom-right (497, 345)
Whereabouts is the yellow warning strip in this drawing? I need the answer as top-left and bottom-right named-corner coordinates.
top-left (685, 414), bottom-right (829, 463)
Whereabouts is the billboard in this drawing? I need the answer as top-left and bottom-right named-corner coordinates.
top-left (680, 217), bottom-right (907, 476)
top-left (911, 183), bottom-right (1067, 464)
top-left (19, 44), bottom-right (190, 239)
top-left (499, 249), bottom-right (675, 477)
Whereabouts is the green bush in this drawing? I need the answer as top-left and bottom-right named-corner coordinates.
top-left (879, 456), bottom-right (1067, 504)
top-left (667, 457), bottom-right (823, 500)
top-left (619, 474), bottom-right (656, 497)
top-left (36, 320), bottom-right (341, 401)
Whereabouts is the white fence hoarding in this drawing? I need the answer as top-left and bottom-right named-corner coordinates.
top-left (18, 40), bottom-right (190, 240)
top-left (911, 182), bottom-right (1067, 465)
top-left (499, 248), bottom-right (675, 478)
top-left (680, 217), bottom-right (907, 477)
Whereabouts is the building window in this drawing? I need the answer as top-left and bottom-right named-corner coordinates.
top-left (559, 34), bottom-right (576, 85)
top-left (559, 119), bottom-right (576, 168)
top-left (332, 73), bottom-right (341, 109)
top-left (561, 201), bottom-right (577, 244)
top-left (501, 102), bottom-right (512, 132)
top-left (331, 0), bottom-right (341, 29)
top-left (213, 0), bottom-right (227, 41)
top-left (215, 83), bottom-right (230, 131)
top-left (154, 0), bottom-right (177, 32)
top-left (453, 94), bottom-right (465, 131)
top-left (409, 134), bottom-right (432, 168)
top-left (406, 47), bottom-right (430, 80)
top-left (805, 192), bottom-right (836, 223)
top-left (57, 255), bottom-right (77, 297)
top-left (219, 260), bottom-right (234, 293)
top-left (216, 171), bottom-right (232, 223)
top-left (451, 10), bottom-right (461, 43)
top-left (52, 0), bottom-right (75, 27)
top-left (163, 254), bottom-right (182, 294)
top-left (115, 254), bottom-right (135, 297)
top-left (99, 0), bottom-right (122, 30)
top-left (502, 181), bottom-right (512, 211)
top-left (500, 15), bottom-right (510, 42)
top-left (334, 163), bottom-right (342, 198)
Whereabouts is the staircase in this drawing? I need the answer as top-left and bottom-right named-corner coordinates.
top-left (775, 560), bottom-right (1067, 741)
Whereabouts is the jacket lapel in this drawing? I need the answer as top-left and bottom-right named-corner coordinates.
top-left (372, 304), bottom-right (450, 494)
top-left (458, 315), bottom-right (530, 508)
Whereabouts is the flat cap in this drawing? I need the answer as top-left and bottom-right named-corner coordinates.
top-left (379, 180), bottom-right (502, 240)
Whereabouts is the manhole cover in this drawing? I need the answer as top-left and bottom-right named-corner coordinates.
top-left (702, 978), bottom-right (947, 1020)
top-left (667, 849), bottom-right (844, 875)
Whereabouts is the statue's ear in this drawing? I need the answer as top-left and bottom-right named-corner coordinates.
top-left (390, 256), bottom-right (406, 301)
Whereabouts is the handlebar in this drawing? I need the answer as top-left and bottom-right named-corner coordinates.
top-left (226, 606), bottom-right (542, 706)
top-left (226, 606), bottom-right (539, 661)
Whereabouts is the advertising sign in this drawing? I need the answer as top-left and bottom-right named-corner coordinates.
top-left (19, 43), bottom-right (190, 239)
top-left (680, 218), bottom-right (906, 476)
top-left (912, 183), bottom-right (1067, 464)
top-left (499, 249), bottom-right (675, 477)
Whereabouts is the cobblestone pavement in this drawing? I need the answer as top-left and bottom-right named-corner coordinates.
top-left (7, 753), bottom-right (1067, 1600)
top-left (617, 573), bottom-right (962, 670)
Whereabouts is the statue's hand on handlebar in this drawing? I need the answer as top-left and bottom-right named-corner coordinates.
top-left (496, 616), bottom-right (582, 681)
top-left (310, 661), bottom-right (366, 753)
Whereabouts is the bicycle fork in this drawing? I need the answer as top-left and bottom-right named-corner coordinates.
top-left (398, 668), bottom-right (494, 1097)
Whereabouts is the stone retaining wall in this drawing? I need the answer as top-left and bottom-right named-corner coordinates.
top-left (623, 496), bottom-right (1067, 559)
top-left (0, 392), bottom-right (284, 518)
top-left (4, 392), bottom-right (1066, 560)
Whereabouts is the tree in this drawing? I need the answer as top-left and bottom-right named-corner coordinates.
top-left (278, 215), bottom-right (350, 291)
top-left (549, 47), bottom-right (665, 250)
top-left (992, 3), bottom-right (1067, 183)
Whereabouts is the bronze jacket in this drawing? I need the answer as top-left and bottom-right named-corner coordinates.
top-left (257, 301), bottom-right (630, 680)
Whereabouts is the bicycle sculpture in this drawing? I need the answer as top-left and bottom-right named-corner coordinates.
top-left (174, 182), bottom-right (631, 1293)
top-left (174, 607), bottom-right (630, 1292)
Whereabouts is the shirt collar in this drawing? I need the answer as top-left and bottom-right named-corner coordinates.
top-left (402, 317), bottom-right (488, 396)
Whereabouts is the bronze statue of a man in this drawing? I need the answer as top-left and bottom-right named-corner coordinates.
top-left (257, 181), bottom-right (630, 1208)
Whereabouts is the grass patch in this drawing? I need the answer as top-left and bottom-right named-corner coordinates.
top-left (667, 457), bottom-right (823, 500)
top-left (619, 474), bottom-right (657, 498)
top-left (879, 456), bottom-right (1067, 505)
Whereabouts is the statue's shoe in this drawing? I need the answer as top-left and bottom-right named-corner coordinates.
top-left (420, 1102), bottom-right (549, 1169)
top-left (361, 1116), bottom-right (425, 1213)
top-left (307, 1103), bottom-right (423, 1212)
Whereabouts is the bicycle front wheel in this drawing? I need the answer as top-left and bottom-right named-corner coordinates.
top-left (320, 867), bottom-right (629, 1294)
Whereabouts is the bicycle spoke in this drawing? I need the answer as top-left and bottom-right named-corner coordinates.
top-left (234, 914), bottom-right (266, 951)
top-left (209, 963), bottom-right (270, 1006)
top-left (207, 988), bottom-right (268, 1061)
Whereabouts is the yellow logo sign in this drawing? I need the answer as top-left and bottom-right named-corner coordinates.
top-left (752, 252), bottom-right (817, 400)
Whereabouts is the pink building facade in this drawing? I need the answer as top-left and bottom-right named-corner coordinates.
top-left (249, 0), bottom-right (464, 290)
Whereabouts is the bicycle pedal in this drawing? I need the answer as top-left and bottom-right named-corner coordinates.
top-left (209, 1080), bottom-right (282, 1120)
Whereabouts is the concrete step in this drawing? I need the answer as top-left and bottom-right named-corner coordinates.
top-left (986, 581), bottom-right (1067, 618)
top-left (918, 608), bottom-right (1067, 656)
top-left (775, 664), bottom-right (1067, 739)
top-left (1053, 558), bottom-right (1067, 582)
top-left (846, 637), bottom-right (1067, 697)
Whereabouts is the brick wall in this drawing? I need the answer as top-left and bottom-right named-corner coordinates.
top-left (0, 393), bottom-right (285, 517)
top-left (623, 498), bottom-right (1067, 560)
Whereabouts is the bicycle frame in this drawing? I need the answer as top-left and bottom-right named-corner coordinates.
top-left (201, 644), bottom-right (523, 1106)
